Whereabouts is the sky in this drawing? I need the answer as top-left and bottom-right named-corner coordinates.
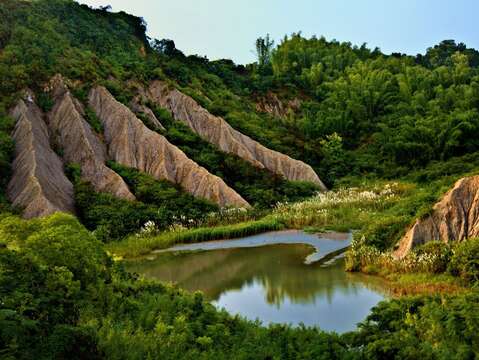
top-left (78, 0), bottom-right (479, 64)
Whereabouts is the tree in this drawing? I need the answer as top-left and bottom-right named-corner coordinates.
top-left (0, 213), bottom-right (106, 359)
top-left (151, 38), bottom-right (184, 57)
top-left (319, 133), bottom-right (348, 183)
top-left (255, 34), bottom-right (275, 68)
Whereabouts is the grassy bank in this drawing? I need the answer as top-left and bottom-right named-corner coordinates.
top-left (272, 181), bottom-right (412, 232)
top-left (107, 217), bottom-right (284, 258)
top-left (107, 180), bottom-right (432, 259)
top-left (384, 273), bottom-right (466, 296)
top-left (108, 178), bottom-right (461, 270)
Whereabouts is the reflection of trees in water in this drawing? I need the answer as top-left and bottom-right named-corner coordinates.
top-left (345, 271), bottom-right (393, 298)
top-left (258, 261), bottom-right (361, 306)
top-left (127, 244), bottom-right (388, 305)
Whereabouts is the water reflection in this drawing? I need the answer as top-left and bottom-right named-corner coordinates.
top-left (127, 232), bottom-right (389, 332)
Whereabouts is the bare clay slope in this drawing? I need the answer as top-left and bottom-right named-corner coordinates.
top-left (395, 175), bottom-right (479, 258)
top-left (143, 81), bottom-right (327, 190)
top-left (47, 75), bottom-right (135, 200)
top-left (7, 92), bottom-right (75, 218)
top-left (88, 86), bottom-right (250, 208)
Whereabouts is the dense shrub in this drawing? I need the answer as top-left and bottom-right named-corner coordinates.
top-left (69, 162), bottom-right (218, 241)
top-left (0, 115), bottom-right (14, 211)
top-left (448, 238), bottom-right (479, 284)
top-left (0, 213), bottom-right (106, 359)
top-left (73, 180), bottom-right (158, 241)
top-left (351, 292), bottom-right (479, 359)
top-left (109, 162), bottom-right (217, 222)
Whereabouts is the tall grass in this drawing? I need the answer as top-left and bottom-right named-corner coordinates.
top-left (344, 237), bottom-right (470, 294)
top-left (271, 182), bottom-right (411, 231)
top-left (107, 217), bottom-right (283, 258)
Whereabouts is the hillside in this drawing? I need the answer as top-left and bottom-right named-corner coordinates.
top-left (1, 0), bottom-right (479, 359)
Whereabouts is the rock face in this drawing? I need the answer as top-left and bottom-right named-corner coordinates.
top-left (143, 81), bottom-right (327, 190)
top-left (395, 176), bottom-right (479, 258)
top-left (88, 86), bottom-right (250, 208)
top-left (255, 92), bottom-right (301, 119)
top-left (47, 75), bottom-right (135, 201)
top-left (7, 92), bottom-right (75, 218)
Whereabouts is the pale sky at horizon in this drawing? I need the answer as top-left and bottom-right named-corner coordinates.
top-left (77, 0), bottom-right (479, 64)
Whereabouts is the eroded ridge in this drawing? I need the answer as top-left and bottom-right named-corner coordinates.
top-left (48, 75), bottom-right (135, 200)
top-left (142, 81), bottom-right (327, 190)
top-left (395, 175), bottom-right (479, 258)
top-left (88, 86), bottom-right (250, 208)
top-left (7, 91), bottom-right (75, 218)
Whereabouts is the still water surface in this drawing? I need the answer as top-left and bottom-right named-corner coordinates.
top-left (127, 231), bottom-right (389, 332)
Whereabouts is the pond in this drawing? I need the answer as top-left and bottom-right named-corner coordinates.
top-left (127, 230), bottom-right (390, 333)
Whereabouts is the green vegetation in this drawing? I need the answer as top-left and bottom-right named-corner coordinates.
top-left (448, 238), bottom-right (479, 284)
top-left (0, 115), bottom-right (14, 211)
top-left (68, 163), bottom-right (217, 241)
top-left (2, 213), bottom-right (478, 359)
top-left (266, 34), bottom-right (479, 183)
top-left (0, 0), bottom-right (149, 110)
top-left (84, 106), bottom-right (104, 133)
top-left (0, 214), bottom-right (108, 359)
top-left (350, 292), bottom-right (479, 358)
top-left (272, 181), bottom-right (409, 233)
top-left (1, 0), bottom-right (479, 358)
